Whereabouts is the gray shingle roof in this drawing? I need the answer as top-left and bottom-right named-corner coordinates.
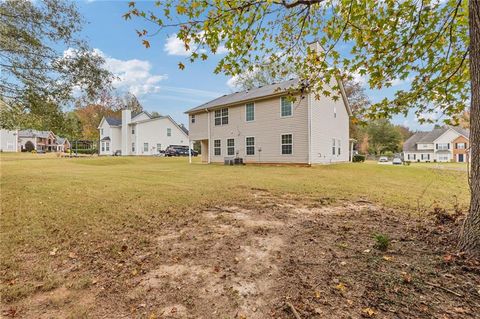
top-left (179, 124), bottom-right (189, 135)
top-left (403, 132), bottom-right (428, 152)
top-left (100, 136), bottom-right (111, 141)
top-left (105, 117), bottom-right (121, 126)
top-left (185, 79), bottom-right (300, 113)
top-left (18, 129), bottom-right (51, 138)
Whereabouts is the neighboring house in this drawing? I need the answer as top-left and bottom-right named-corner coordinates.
top-left (55, 136), bottom-right (71, 152)
top-left (97, 109), bottom-right (189, 156)
top-left (185, 78), bottom-right (352, 164)
top-left (403, 126), bottom-right (470, 162)
top-left (0, 129), bottom-right (19, 152)
top-left (18, 129), bottom-right (58, 152)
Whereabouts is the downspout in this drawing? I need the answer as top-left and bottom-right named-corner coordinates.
top-left (307, 93), bottom-right (312, 165)
top-left (207, 109), bottom-right (211, 164)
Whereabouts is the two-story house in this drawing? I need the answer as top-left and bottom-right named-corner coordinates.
top-left (97, 109), bottom-right (189, 156)
top-left (185, 78), bottom-right (352, 164)
top-left (403, 126), bottom-right (470, 162)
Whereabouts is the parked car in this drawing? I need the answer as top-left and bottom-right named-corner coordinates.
top-left (165, 145), bottom-right (198, 157)
top-left (378, 156), bottom-right (389, 163)
top-left (392, 158), bottom-right (402, 165)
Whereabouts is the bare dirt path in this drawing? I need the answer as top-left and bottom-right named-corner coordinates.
top-left (3, 191), bottom-right (479, 318)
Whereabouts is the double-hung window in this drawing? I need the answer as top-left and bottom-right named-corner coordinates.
top-left (156, 143), bottom-right (161, 152)
top-left (132, 128), bottom-right (135, 134)
top-left (215, 108), bottom-right (229, 126)
top-left (132, 142), bottom-right (135, 152)
top-left (246, 137), bottom-right (255, 155)
top-left (227, 138), bottom-right (235, 156)
top-left (246, 103), bottom-right (255, 121)
top-left (281, 134), bottom-right (293, 155)
top-left (105, 142), bottom-right (110, 152)
top-left (144, 143), bottom-right (148, 152)
top-left (101, 142), bottom-right (105, 152)
top-left (214, 139), bottom-right (221, 156)
top-left (436, 143), bottom-right (449, 150)
top-left (191, 115), bottom-right (195, 123)
top-left (281, 97), bottom-right (292, 117)
top-left (332, 139), bottom-right (336, 155)
top-left (337, 139), bottom-right (341, 155)
top-left (167, 128), bottom-right (172, 136)
top-left (456, 142), bottom-right (466, 149)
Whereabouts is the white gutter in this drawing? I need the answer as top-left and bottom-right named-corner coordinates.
top-left (307, 93), bottom-right (312, 165)
top-left (207, 109), bottom-right (211, 164)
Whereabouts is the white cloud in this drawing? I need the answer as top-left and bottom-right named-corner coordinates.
top-left (164, 33), bottom-right (228, 56)
top-left (93, 49), bottom-right (168, 96)
top-left (390, 77), bottom-right (413, 87)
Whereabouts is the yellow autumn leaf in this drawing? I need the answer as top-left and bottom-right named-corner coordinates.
top-left (362, 307), bottom-right (377, 317)
top-left (335, 282), bottom-right (347, 292)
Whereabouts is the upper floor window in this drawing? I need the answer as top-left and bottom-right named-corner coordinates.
top-left (132, 128), bottom-right (135, 134)
top-left (101, 128), bottom-right (104, 135)
top-left (456, 142), bottom-right (466, 149)
top-left (191, 115), bottom-right (195, 123)
top-left (215, 108), bottom-right (229, 126)
top-left (281, 97), bottom-right (292, 117)
top-left (246, 103), bottom-right (255, 121)
top-left (246, 137), bottom-right (255, 155)
top-left (167, 128), bottom-right (172, 136)
top-left (281, 134), bottom-right (293, 155)
top-left (214, 139), bottom-right (221, 156)
top-left (227, 138), bottom-right (235, 156)
top-left (436, 143), bottom-right (449, 151)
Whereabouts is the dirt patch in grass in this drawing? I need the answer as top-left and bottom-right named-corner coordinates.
top-left (2, 191), bottom-right (479, 318)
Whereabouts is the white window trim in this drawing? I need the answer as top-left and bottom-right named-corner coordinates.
top-left (213, 139), bottom-right (221, 156)
top-left (280, 97), bottom-right (293, 118)
top-left (245, 136), bottom-right (255, 156)
top-left (143, 142), bottom-right (149, 152)
top-left (245, 102), bottom-right (255, 122)
top-left (167, 128), bottom-right (172, 137)
top-left (214, 108), bottom-right (229, 126)
top-left (280, 133), bottom-right (293, 155)
top-left (226, 138), bottom-right (235, 156)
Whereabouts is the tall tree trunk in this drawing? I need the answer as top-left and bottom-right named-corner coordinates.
top-left (460, 0), bottom-right (480, 255)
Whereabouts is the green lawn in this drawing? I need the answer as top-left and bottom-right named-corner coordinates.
top-left (0, 153), bottom-right (470, 306)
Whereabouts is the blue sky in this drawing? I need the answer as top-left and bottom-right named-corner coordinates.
top-left (76, 0), bottom-right (433, 130)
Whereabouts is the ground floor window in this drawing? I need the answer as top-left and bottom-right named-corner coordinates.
top-left (214, 139), bottom-right (221, 156)
top-left (332, 139), bottom-right (336, 155)
top-left (281, 134), bottom-right (293, 155)
top-left (144, 143), bottom-right (148, 152)
top-left (132, 142), bottom-right (135, 152)
top-left (246, 137), bottom-right (255, 155)
top-left (105, 142), bottom-right (110, 152)
top-left (157, 143), bottom-right (162, 152)
top-left (438, 154), bottom-right (449, 162)
top-left (227, 138), bottom-right (235, 156)
top-left (101, 142), bottom-right (105, 152)
top-left (421, 153), bottom-right (430, 160)
top-left (337, 139), bottom-right (341, 156)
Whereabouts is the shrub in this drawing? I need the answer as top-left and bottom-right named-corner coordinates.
top-left (373, 233), bottom-right (390, 251)
top-left (352, 154), bottom-right (366, 162)
top-left (73, 149), bottom-right (97, 155)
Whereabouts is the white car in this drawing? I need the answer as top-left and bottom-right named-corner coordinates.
top-left (378, 156), bottom-right (389, 163)
top-left (392, 158), bottom-right (402, 165)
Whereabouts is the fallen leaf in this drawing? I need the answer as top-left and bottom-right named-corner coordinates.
top-left (401, 272), bottom-right (413, 283)
top-left (362, 307), bottom-right (377, 317)
top-left (382, 256), bottom-right (393, 261)
top-left (335, 283), bottom-right (347, 292)
top-left (49, 248), bottom-right (58, 256)
top-left (315, 290), bottom-right (321, 299)
top-left (68, 252), bottom-right (77, 259)
top-left (443, 254), bottom-right (454, 262)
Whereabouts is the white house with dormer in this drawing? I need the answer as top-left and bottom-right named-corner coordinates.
top-left (97, 109), bottom-right (189, 156)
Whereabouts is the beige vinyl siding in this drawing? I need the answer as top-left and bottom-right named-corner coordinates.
top-left (310, 92), bottom-right (349, 163)
top-left (208, 94), bottom-right (309, 163)
top-left (188, 112), bottom-right (209, 140)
